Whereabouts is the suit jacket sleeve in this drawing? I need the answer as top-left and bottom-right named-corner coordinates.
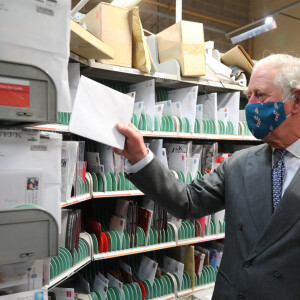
top-left (126, 156), bottom-right (226, 219)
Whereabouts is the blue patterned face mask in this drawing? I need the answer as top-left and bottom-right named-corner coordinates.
top-left (245, 100), bottom-right (291, 139)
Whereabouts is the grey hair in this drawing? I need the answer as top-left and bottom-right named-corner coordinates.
top-left (253, 54), bottom-right (300, 102)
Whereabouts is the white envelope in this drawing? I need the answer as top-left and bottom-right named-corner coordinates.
top-left (115, 199), bottom-right (130, 220)
top-left (212, 209), bottom-right (225, 234)
top-left (168, 213), bottom-right (182, 230)
top-left (93, 274), bottom-right (108, 300)
top-left (218, 107), bottom-right (229, 128)
top-left (239, 110), bottom-right (246, 122)
top-left (149, 139), bottom-right (163, 162)
top-left (171, 102), bottom-right (182, 118)
top-left (119, 261), bottom-right (133, 282)
top-left (133, 101), bottom-right (144, 126)
top-left (61, 141), bottom-right (79, 203)
top-left (0, 260), bottom-right (43, 292)
top-left (98, 144), bottom-right (115, 173)
top-left (163, 256), bottom-right (184, 289)
top-left (138, 256), bottom-right (158, 285)
top-left (0, 170), bottom-right (43, 209)
top-left (114, 152), bottom-right (125, 174)
top-left (107, 273), bottom-right (124, 300)
top-left (0, 289), bottom-right (47, 300)
top-left (188, 155), bottom-right (200, 179)
top-left (155, 104), bottom-right (164, 130)
top-left (161, 148), bottom-right (169, 169)
top-left (198, 93), bottom-right (219, 134)
top-left (69, 76), bottom-right (134, 149)
top-left (51, 288), bottom-right (74, 300)
top-left (168, 86), bottom-right (198, 133)
top-left (161, 100), bottom-right (174, 117)
top-left (109, 215), bottom-right (126, 249)
top-left (129, 80), bottom-right (156, 131)
top-left (168, 152), bottom-right (187, 173)
top-left (196, 104), bottom-right (204, 134)
top-left (86, 152), bottom-right (101, 173)
top-left (217, 92), bottom-right (240, 135)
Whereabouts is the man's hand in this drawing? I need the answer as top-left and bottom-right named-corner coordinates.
top-left (113, 122), bottom-right (148, 164)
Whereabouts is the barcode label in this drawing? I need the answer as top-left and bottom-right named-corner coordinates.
top-left (31, 145), bottom-right (47, 151)
top-left (36, 5), bottom-right (54, 16)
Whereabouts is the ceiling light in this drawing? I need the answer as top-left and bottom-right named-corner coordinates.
top-left (230, 19), bottom-right (277, 44)
top-left (111, 0), bottom-right (141, 9)
top-left (226, 1), bottom-right (300, 44)
top-left (264, 16), bottom-right (273, 24)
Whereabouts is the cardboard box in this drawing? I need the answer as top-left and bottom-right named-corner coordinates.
top-left (80, 2), bottom-right (132, 67)
top-left (70, 20), bottom-right (115, 60)
top-left (221, 45), bottom-right (254, 80)
top-left (156, 21), bottom-right (205, 77)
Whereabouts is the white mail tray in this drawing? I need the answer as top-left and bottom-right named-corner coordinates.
top-left (0, 208), bottom-right (58, 265)
top-left (0, 61), bottom-right (57, 127)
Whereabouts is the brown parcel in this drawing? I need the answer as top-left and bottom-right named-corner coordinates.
top-left (80, 2), bottom-right (132, 68)
top-left (156, 21), bottom-right (205, 77)
top-left (221, 45), bottom-right (254, 80)
top-left (132, 7), bottom-right (151, 74)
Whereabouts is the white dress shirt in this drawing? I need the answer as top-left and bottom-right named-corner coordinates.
top-left (125, 149), bottom-right (153, 174)
top-left (273, 138), bottom-right (300, 195)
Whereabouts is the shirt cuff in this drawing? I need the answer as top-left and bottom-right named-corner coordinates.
top-left (125, 149), bottom-right (154, 174)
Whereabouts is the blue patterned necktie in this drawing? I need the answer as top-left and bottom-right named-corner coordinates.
top-left (272, 149), bottom-right (287, 211)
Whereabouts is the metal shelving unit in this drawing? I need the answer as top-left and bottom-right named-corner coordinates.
top-left (93, 190), bottom-right (144, 198)
top-left (81, 59), bottom-right (247, 93)
top-left (94, 242), bottom-right (177, 261)
top-left (46, 257), bottom-right (91, 290)
top-left (28, 124), bottom-right (257, 142)
top-left (177, 283), bottom-right (215, 298)
top-left (19, 52), bottom-right (251, 298)
top-left (93, 234), bottom-right (225, 261)
top-left (61, 194), bottom-right (92, 207)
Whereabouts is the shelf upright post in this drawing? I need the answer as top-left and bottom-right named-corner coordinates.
top-left (176, 0), bottom-right (182, 23)
top-left (71, 0), bottom-right (90, 17)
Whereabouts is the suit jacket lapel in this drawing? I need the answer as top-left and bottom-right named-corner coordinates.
top-left (247, 164), bottom-right (300, 261)
top-left (243, 144), bottom-right (273, 237)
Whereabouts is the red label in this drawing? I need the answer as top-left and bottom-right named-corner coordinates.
top-left (77, 161), bottom-right (87, 182)
top-left (0, 82), bottom-right (30, 108)
top-left (66, 291), bottom-right (72, 297)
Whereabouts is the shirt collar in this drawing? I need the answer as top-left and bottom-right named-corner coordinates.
top-left (271, 138), bottom-right (300, 159)
top-left (286, 138), bottom-right (300, 159)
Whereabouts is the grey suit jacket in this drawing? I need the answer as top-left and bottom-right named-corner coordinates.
top-left (127, 143), bottom-right (300, 300)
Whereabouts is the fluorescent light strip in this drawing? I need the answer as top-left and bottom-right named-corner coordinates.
top-left (231, 20), bottom-right (277, 44)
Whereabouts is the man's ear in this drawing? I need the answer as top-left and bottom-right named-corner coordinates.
top-left (292, 88), bottom-right (300, 114)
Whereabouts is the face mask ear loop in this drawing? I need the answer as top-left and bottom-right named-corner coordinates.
top-left (286, 113), bottom-right (292, 118)
top-left (283, 91), bottom-right (295, 104)
top-left (283, 91), bottom-right (295, 118)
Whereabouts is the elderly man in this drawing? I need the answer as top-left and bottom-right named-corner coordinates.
top-left (114, 54), bottom-right (300, 300)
